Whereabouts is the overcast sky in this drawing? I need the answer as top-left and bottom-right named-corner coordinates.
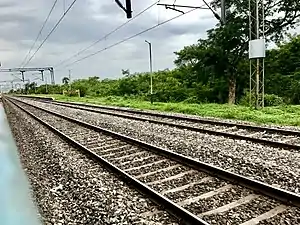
top-left (0, 0), bottom-right (219, 87)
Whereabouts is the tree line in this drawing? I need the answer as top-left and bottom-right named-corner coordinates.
top-left (10, 0), bottom-right (300, 106)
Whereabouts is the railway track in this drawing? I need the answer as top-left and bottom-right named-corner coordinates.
top-left (5, 97), bottom-right (300, 225)
top-left (20, 96), bottom-right (300, 150)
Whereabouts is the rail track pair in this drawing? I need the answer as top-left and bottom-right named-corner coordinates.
top-left (5, 96), bottom-right (300, 225)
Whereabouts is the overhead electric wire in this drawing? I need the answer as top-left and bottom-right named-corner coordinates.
top-left (20, 0), bottom-right (59, 68)
top-left (55, 1), bottom-right (160, 68)
top-left (61, 5), bottom-right (204, 69)
top-left (23, 0), bottom-right (78, 67)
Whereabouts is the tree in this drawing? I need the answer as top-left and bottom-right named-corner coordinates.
top-left (62, 77), bottom-right (70, 85)
top-left (121, 69), bottom-right (131, 77)
top-left (175, 0), bottom-right (300, 104)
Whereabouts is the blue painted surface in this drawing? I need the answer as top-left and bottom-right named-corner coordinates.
top-left (0, 104), bottom-right (41, 225)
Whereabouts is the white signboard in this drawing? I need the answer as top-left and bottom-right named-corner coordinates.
top-left (249, 39), bottom-right (266, 59)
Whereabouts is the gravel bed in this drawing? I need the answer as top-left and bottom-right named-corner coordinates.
top-left (51, 102), bottom-right (300, 146)
top-left (127, 160), bottom-right (177, 177)
top-left (110, 151), bottom-right (153, 164)
top-left (11, 98), bottom-right (300, 224)
top-left (167, 178), bottom-right (227, 203)
top-left (17, 98), bottom-right (300, 194)
top-left (184, 186), bottom-right (252, 214)
top-left (259, 207), bottom-right (300, 224)
top-left (202, 197), bottom-right (280, 225)
top-left (138, 166), bottom-right (191, 184)
top-left (104, 148), bottom-right (140, 159)
top-left (5, 101), bottom-right (179, 225)
top-left (149, 171), bottom-right (207, 191)
top-left (120, 155), bottom-right (164, 170)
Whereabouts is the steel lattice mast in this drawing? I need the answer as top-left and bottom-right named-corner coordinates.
top-left (249, 0), bottom-right (266, 108)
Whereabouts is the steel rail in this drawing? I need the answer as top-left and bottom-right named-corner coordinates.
top-left (28, 98), bottom-right (300, 150)
top-left (5, 97), bottom-right (208, 225)
top-left (51, 100), bottom-right (300, 136)
top-left (14, 95), bottom-right (55, 101)
top-left (15, 95), bottom-right (300, 136)
top-left (6, 96), bottom-right (300, 208)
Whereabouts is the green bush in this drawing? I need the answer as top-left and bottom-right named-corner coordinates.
top-left (239, 92), bottom-right (254, 106)
top-left (264, 94), bottom-right (284, 106)
top-left (181, 96), bottom-right (200, 104)
top-left (239, 92), bottom-right (284, 107)
top-left (72, 84), bottom-right (87, 97)
top-left (66, 90), bottom-right (79, 97)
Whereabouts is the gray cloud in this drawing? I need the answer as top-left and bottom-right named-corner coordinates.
top-left (0, 0), bottom-right (219, 86)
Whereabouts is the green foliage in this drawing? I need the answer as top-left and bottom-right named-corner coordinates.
top-left (11, 9), bottom-right (300, 108)
top-left (239, 92), bottom-right (254, 106)
top-left (240, 92), bottom-right (284, 107)
top-left (71, 83), bottom-right (87, 97)
top-left (175, 0), bottom-right (300, 104)
top-left (62, 77), bottom-right (70, 85)
top-left (264, 94), bottom-right (284, 107)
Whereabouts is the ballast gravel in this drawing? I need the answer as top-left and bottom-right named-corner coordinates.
top-left (4, 101), bottom-right (179, 225)
top-left (18, 98), bottom-right (300, 194)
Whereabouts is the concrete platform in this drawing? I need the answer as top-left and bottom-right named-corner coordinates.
top-left (0, 103), bottom-right (40, 225)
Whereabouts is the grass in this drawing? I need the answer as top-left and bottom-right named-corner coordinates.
top-left (32, 94), bottom-right (300, 127)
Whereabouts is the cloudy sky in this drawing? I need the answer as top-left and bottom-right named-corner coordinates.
top-left (0, 0), bottom-right (219, 87)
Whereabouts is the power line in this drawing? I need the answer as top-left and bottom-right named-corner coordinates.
top-left (20, 0), bottom-right (59, 68)
top-left (61, 5), bottom-right (203, 69)
top-left (23, 0), bottom-right (78, 67)
top-left (55, 1), bottom-right (160, 68)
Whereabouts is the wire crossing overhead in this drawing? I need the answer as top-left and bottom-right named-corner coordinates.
top-left (23, 0), bottom-right (78, 67)
top-left (61, 5), bottom-right (203, 68)
top-left (0, 67), bottom-right (55, 84)
top-left (158, 0), bottom-right (226, 25)
top-left (20, 0), bottom-right (59, 68)
top-left (55, 1), bottom-right (159, 68)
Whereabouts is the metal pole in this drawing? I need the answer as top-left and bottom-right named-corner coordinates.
top-left (69, 69), bottom-right (72, 91)
top-left (255, 0), bottom-right (260, 109)
top-left (145, 40), bottom-right (153, 104)
top-left (45, 76), bottom-right (48, 94)
top-left (221, 0), bottom-right (226, 24)
top-left (40, 70), bottom-right (44, 81)
top-left (249, 0), bottom-right (252, 107)
top-left (21, 71), bottom-right (25, 82)
top-left (262, 0), bottom-right (265, 108)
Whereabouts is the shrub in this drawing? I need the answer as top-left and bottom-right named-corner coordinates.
top-left (181, 96), bottom-right (200, 104)
top-left (264, 94), bottom-right (284, 106)
top-left (239, 92), bottom-right (254, 106)
top-left (239, 92), bottom-right (284, 107)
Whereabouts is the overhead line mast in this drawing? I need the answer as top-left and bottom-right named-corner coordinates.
top-left (249, 0), bottom-right (265, 109)
top-left (157, 0), bottom-right (227, 25)
top-left (115, 0), bottom-right (132, 18)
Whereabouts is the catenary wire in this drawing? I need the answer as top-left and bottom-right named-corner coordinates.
top-left (20, 0), bottom-right (59, 68)
top-left (55, 1), bottom-right (160, 68)
top-left (61, 5), bottom-right (205, 69)
top-left (23, 0), bottom-right (78, 67)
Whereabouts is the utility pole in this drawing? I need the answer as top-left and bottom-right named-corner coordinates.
top-left (69, 69), bottom-right (72, 91)
top-left (45, 76), bottom-right (48, 94)
top-left (249, 0), bottom-right (265, 109)
top-left (221, 0), bottom-right (226, 24)
top-left (145, 40), bottom-right (153, 104)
